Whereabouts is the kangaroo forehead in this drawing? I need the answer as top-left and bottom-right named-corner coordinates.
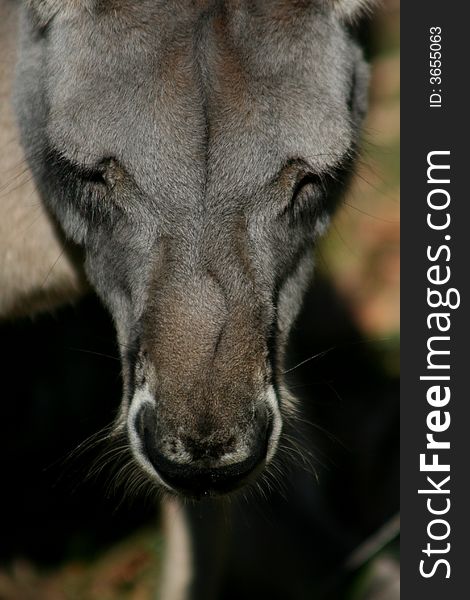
top-left (46, 2), bottom-right (355, 197)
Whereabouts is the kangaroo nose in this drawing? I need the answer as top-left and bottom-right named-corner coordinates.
top-left (135, 405), bottom-right (271, 496)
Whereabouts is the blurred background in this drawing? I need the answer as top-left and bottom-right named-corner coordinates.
top-left (0, 1), bottom-right (399, 598)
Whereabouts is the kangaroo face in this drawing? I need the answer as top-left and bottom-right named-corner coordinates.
top-left (16, 0), bottom-right (370, 496)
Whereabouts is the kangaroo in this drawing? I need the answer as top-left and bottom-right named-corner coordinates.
top-left (1, 0), bottom-right (374, 597)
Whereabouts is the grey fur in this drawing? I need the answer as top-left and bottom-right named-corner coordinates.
top-left (14, 0), bottom-right (370, 495)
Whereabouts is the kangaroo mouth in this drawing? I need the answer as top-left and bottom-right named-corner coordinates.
top-left (144, 446), bottom-right (268, 499)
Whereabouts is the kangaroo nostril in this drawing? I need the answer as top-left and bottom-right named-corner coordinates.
top-left (182, 435), bottom-right (236, 461)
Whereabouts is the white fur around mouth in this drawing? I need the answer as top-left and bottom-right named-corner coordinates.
top-left (265, 385), bottom-right (283, 463)
top-left (127, 384), bottom-right (171, 490)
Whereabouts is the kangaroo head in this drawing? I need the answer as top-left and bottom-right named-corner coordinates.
top-left (15, 0), bottom-right (371, 497)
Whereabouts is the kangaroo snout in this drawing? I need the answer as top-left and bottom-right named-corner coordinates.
top-left (132, 401), bottom-right (272, 496)
top-left (124, 259), bottom-right (282, 496)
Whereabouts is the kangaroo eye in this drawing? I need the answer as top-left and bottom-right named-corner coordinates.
top-left (276, 172), bottom-right (324, 224)
top-left (84, 158), bottom-right (125, 191)
top-left (78, 158), bottom-right (120, 188)
top-left (47, 147), bottom-right (114, 188)
top-left (291, 174), bottom-right (322, 204)
top-left (281, 173), bottom-right (322, 217)
top-left (82, 165), bottom-right (108, 186)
